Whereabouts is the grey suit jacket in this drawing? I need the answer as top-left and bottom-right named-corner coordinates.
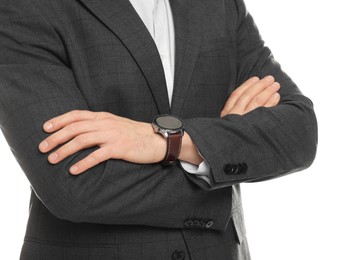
top-left (0, 0), bottom-right (317, 259)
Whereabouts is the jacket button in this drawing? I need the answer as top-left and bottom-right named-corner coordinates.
top-left (172, 250), bottom-right (186, 260)
top-left (224, 163), bottom-right (238, 174)
top-left (205, 220), bottom-right (214, 228)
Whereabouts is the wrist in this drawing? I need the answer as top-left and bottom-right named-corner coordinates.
top-left (178, 131), bottom-right (203, 166)
top-left (147, 123), bottom-right (167, 162)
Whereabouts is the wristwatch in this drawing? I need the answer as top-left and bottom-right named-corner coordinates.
top-left (152, 114), bottom-right (184, 165)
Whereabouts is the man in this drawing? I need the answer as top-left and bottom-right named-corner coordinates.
top-left (0, 0), bottom-right (317, 259)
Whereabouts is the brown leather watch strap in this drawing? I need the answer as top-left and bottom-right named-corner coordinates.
top-left (162, 132), bottom-right (183, 164)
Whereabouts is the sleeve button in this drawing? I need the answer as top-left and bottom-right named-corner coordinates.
top-left (184, 220), bottom-right (193, 227)
top-left (172, 250), bottom-right (186, 260)
top-left (224, 163), bottom-right (238, 174)
top-left (224, 163), bottom-right (233, 174)
top-left (205, 220), bottom-right (214, 228)
top-left (241, 162), bottom-right (248, 174)
top-left (238, 163), bottom-right (243, 174)
top-left (193, 219), bottom-right (200, 227)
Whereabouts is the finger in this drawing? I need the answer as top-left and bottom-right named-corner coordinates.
top-left (47, 132), bottom-right (105, 164)
top-left (245, 82), bottom-right (280, 112)
top-left (39, 120), bottom-right (99, 153)
top-left (233, 75), bottom-right (275, 113)
top-left (264, 92), bottom-right (281, 107)
top-left (42, 110), bottom-right (109, 133)
top-left (221, 77), bottom-right (260, 117)
top-left (69, 147), bottom-right (111, 175)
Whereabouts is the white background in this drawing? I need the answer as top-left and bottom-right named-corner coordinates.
top-left (0, 0), bottom-right (349, 259)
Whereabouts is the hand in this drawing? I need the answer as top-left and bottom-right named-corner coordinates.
top-left (38, 110), bottom-right (167, 175)
top-left (220, 75), bottom-right (280, 117)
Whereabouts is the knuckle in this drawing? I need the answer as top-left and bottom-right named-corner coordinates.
top-left (232, 90), bottom-right (242, 100)
top-left (71, 109), bottom-right (81, 115)
top-left (66, 122), bottom-right (78, 132)
top-left (80, 156), bottom-right (93, 166)
top-left (87, 155), bottom-right (98, 164)
top-left (71, 109), bottom-right (90, 119)
top-left (76, 134), bottom-right (89, 145)
top-left (93, 112), bottom-right (100, 119)
top-left (92, 150), bottom-right (105, 161)
top-left (69, 110), bottom-right (81, 120)
top-left (229, 90), bottom-right (238, 98)
top-left (93, 111), bottom-right (109, 121)
top-left (88, 150), bottom-right (108, 164)
top-left (99, 111), bottom-right (110, 118)
top-left (253, 96), bottom-right (264, 106)
top-left (248, 101), bottom-right (259, 110)
top-left (93, 112), bottom-right (101, 120)
top-left (238, 93), bottom-right (250, 104)
top-left (46, 134), bottom-right (60, 146)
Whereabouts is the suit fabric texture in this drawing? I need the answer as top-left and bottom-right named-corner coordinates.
top-left (0, 0), bottom-right (317, 259)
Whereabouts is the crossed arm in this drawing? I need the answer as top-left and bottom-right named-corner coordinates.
top-left (39, 76), bottom-right (281, 175)
top-left (0, 0), bottom-right (317, 230)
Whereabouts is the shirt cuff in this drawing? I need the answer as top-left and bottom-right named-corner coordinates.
top-left (179, 154), bottom-right (211, 185)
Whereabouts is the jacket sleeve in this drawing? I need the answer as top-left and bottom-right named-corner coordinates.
top-left (182, 0), bottom-right (318, 190)
top-left (0, 0), bottom-right (232, 231)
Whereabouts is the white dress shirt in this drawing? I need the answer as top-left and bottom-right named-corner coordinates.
top-left (128, 0), bottom-right (211, 184)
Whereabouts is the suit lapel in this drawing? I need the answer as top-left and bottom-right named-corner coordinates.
top-left (77, 0), bottom-right (171, 114)
top-left (169, 0), bottom-right (203, 116)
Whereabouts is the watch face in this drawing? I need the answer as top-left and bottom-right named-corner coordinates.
top-left (155, 115), bottom-right (183, 131)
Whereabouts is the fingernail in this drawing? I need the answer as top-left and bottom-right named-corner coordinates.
top-left (39, 141), bottom-right (48, 151)
top-left (265, 75), bottom-right (274, 82)
top-left (272, 82), bottom-right (280, 88)
top-left (44, 122), bottom-right (53, 130)
top-left (70, 165), bottom-right (78, 174)
top-left (49, 152), bottom-right (58, 162)
top-left (273, 93), bottom-right (280, 99)
top-left (251, 77), bottom-right (260, 82)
